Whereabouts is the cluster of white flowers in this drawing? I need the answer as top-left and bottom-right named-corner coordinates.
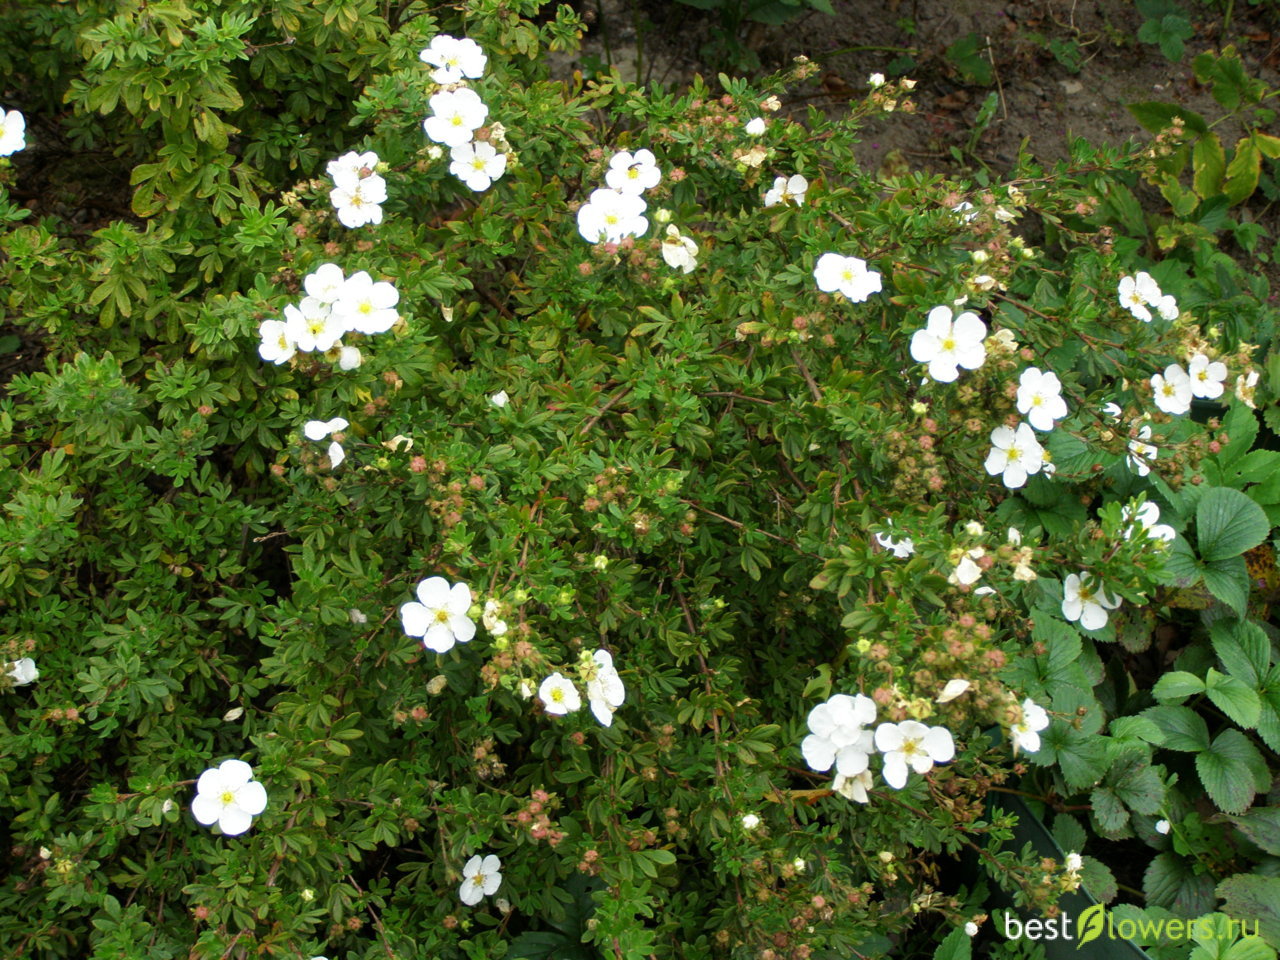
top-left (1122, 500), bottom-right (1176, 544)
top-left (1062, 571), bottom-right (1121, 630)
top-left (191, 759), bottom-right (268, 836)
top-left (328, 150), bottom-right (387, 228)
top-left (800, 693), bottom-right (956, 796)
top-left (1118, 271), bottom-right (1178, 322)
top-left (814, 252), bottom-right (882, 304)
top-left (5, 657), bottom-right (38, 686)
top-left (257, 263), bottom-right (397, 370)
top-left (1151, 353), bottom-right (1227, 415)
top-left (303, 417), bottom-right (349, 469)
top-left (418, 36), bottom-right (511, 193)
top-left (538, 649), bottom-right (626, 726)
top-left (577, 149), bottom-right (660, 245)
top-left (764, 173), bottom-right (808, 208)
top-left (0, 107), bottom-right (25, 156)
top-left (401, 577), bottom-right (477, 653)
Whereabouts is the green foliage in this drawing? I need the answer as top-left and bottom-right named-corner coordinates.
top-left (3, 0), bottom-right (1280, 957)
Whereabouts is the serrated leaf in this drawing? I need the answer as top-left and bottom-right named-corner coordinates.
top-left (1216, 874), bottom-right (1280, 947)
top-left (1144, 852), bottom-right (1216, 915)
top-left (1196, 729), bottom-right (1266, 814)
top-left (1224, 137), bottom-right (1262, 205)
top-left (1212, 618), bottom-right (1273, 688)
top-left (1193, 132), bottom-right (1226, 198)
top-left (1154, 671), bottom-right (1206, 701)
top-left (1205, 668), bottom-right (1262, 728)
top-left (1223, 808), bottom-right (1280, 856)
top-left (1198, 487), bottom-right (1269, 562)
top-left (1141, 705), bottom-right (1210, 751)
top-left (1203, 555), bottom-right (1253, 617)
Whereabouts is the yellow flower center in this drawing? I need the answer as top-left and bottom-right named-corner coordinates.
top-left (308, 318), bottom-right (325, 335)
top-left (277, 334), bottom-right (289, 350)
top-left (434, 609), bottom-right (451, 623)
top-left (451, 115), bottom-right (464, 126)
top-left (627, 167), bottom-right (639, 179)
top-left (550, 687), bottom-right (565, 703)
top-left (1031, 395), bottom-right (1043, 406)
top-left (1006, 446), bottom-right (1021, 463)
top-left (472, 158), bottom-right (487, 170)
top-left (1162, 384), bottom-right (1175, 396)
top-left (359, 302), bottom-right (372, 314)
top-left (604, 213), bottom-right (619, 225)
top-left (941, 338), bottom-right (956, 352)
top-left (900, 737), bottom-right (923, 757)
top-left (841, 269), bottom-right (854, 284)
top-left (220, 791), bottom-right (235, 805)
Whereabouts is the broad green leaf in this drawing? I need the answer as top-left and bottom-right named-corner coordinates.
top-left (1205, 668), bottom-right (1261, 728)
top-left (1141, 705), bottom-right (1210, 751)
top-left (933, 927), bottom-right (971, 960)
top-left (1223, 807), bottom-right (1280, 856)
top-left (1196, 729), bottom-right (1266, 814)
top-left (1127, 101), bottom-right (1208, 135)
top-left (1224, 137), bottom-right (1262, 205)
top-left (1144, 852), bottom-right (1216, 916)
top-left (1154, 671), bottom-right (1206, 701)
top-left (1203, 555), bottom-right (1253, 617)
top-left (1193, 132), bottom-right (1226, 198)
top-left (1216, 874), bottom-right (1280, 947)
top-left (1197, 487), bottom-right (1269, 562)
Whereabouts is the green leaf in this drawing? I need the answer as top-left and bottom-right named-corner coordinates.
top-left (1205, 668), bottom-right (1262, 728)
top-left (1211, 619), bottom-right (1272, 689)
top-left (1091, 787), bottom-right (1130, 834)
top-left (933, 927), bottom-right (971, 960)
top-left (1194, 132), bottom-right (1227, 198)
top-left (1154, 671), bottom-right (1206, 701)
top-left (1216, 874), bottom-right (1280, 947)
top-left (1197, 487), bottom-right (1270, 562)
top-left (1127, 101), bottom-right (1209, 135)
top-left (1223, 807), bottom-right (1280, 856)
top-left (1196, 729), bottom-right (1266, 814)
top-left (1203, 555), bottom-right (1253, 617)
top-left (1224, 137), bottom-right (1262, 205)
top-left (1144, 851), bottom-right (1217, 916)
top-left (1141, 705), bottom-right (1210, 751)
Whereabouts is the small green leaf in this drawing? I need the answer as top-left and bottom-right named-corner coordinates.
top-left (1154, 671), bottom-right (1206, 701)
top-left (1197, 487), bottom-right (1269, 562)
top-left (1205, 668), bottom-right (1261, 728)
top-left (1141, 705), bottom-right (1210, 751)
top-left (1196, 729), bottom-right (1266, 814)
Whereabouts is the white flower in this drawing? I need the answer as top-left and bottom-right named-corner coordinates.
top-left (576, 187), bottom-right (648, 244)
top-left (936, 679), bottom-right (970, 704)
top-left (874, 721), bottom-right (956, 789)
top-left (1010, 697), bottom-right (1049, 754)
top-left (303, 263), bottom-right (347, 303)
top-left (191, 759), bottom-right (268, 836)
top-left (1064, 852), bottom-right (1083, 874)
top-left (1236, 370), bottom-right (1260, 408)
top-left (327, 441), bottom-right (345, 469)
top-left (332, 271), bottom-right (399, 335)
top-left (539, 672), bottom-right (582, 715)
top-left (801, 693), bottom-right (877, 777)
top-left (481, 599), bottom-right (503, 631)
top-left (162, 800), bottom-right (175, 814)
top-left (326, 150), bottom-right (379, 188)
top-left (223, 706), bottom-right (244, 722)
top-left (401, 577), bottom-right (477, 652)
top-left (909, 306), bottom-right (987, 383)
top-left (868, 73), bottom-right (886, 88)
top-left (1123, 500), bottom-right (1176, 544)
top-left (764, 174), bottom-right (808, 207)
top-left (832, 769), bottom-right (874, 803)
top-left (350, 608), bottom-right (368, 625)
top-left (604, 148), bottom-right (661, 195)
top-left (984, 422), bottom-right (1045, 489)
top-left (518, 678), bottom-right (535, 699)
top-left (741, 813), bottom-right (761, 830)
top-left (745, 117), bottom-right (766, 135)
top-left (329, 174), bottom-right (386, 229)
top-left (459, 854), bottom-right (502, 906)
top-left (6, 658), bottom-right (38, 686)
top-left (793, 857), bottom-right (806, 872)
top-left (1102, 401), bottom-right (1123, 421)
top-left (874, 521), bottom-right (914, 558)
top-left (337, 345), bottom-right (363, 370)
top-left (813, 252), bottom-right (882, 303)
top-left (660, 225), bottom-right (699, 273)
top-left (420, 35), bottom-right (487, 85)
top-left (285, 299), bottom-right (344, 353)
top-left (1118, 272), bottom-right (1161, 322)
top-left (952, 201), bottom-right (978, 223)
top-left (1151, 364), bottom-right (1192, 415)
top-left (1157, 294), bottom-right (1179, 320)
top-left (1016, 367), bottom-right (1068, 431)
top-left (490, 390), bottom-right (509, 407)
top-left (586, 649), bottom-right (626, 726)
top-left (949, 547), bottom-right (985, 587)
top-left (1155, 819), bottom-right (1171, 835)
top-left (964, 521), bottom-right (985, 537)
top-left (1187, 353), bottom-right (1226, 400)
top-left (0, 108), bottom-right (25, 156)
top-left (965, 922), bottom-right (979, 937)
top-left (1061, 572), bottom-right (1121, 630)
top-left (303, 417), bottom-right (349, 441)
top-left (449, 140), bottom-right (507, 192)
top-left (423, 88), bottom-right (489, 147)
top-left (257, 318), bottom-right (297, 365)
top-left (1127, 423), bottom-right (1158, 476)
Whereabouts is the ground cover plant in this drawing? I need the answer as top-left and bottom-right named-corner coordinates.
top-left (4, 1), bottom-right (1280, 958)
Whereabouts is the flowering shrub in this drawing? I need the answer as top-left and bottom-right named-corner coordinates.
top-left (4, 1), bottom-right (1280, 958)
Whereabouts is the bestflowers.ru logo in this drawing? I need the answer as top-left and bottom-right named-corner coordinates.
top-left (1001, 905), bottom-right (1261, 947)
